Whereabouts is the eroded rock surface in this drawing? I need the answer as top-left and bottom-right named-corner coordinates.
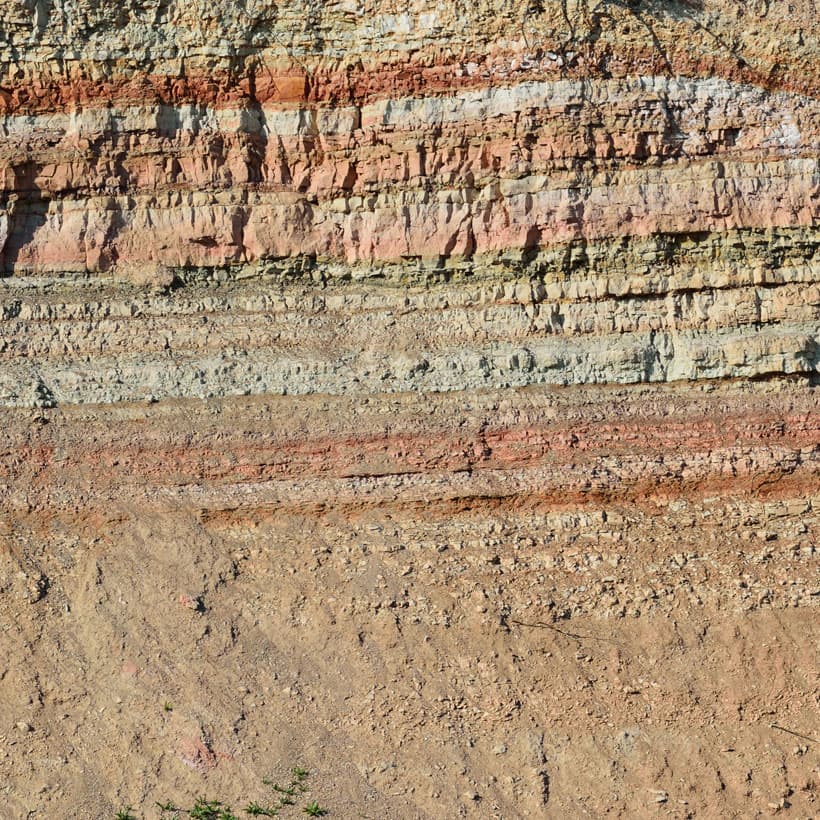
top-left (0, 0), bottom-right (818, 817)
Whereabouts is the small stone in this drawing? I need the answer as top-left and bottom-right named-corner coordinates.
top-left (178, 593), bottom-right (204, 612)
top-left (492, 744), bottom-right (507, 755)
top-left (121, 660), bottom-right (139, 677)
top-left (15, 722), bottom-right (32, 733)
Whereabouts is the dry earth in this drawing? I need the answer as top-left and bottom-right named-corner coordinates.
top-left (1, 378), bottom-right (818, 818)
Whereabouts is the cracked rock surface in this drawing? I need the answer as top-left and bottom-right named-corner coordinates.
top-left (0, 0), bottom-right (818, 817)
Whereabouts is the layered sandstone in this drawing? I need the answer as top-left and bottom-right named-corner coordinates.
top-left (0, 1), bottom-right (818, 400)
top-left (0, 0), bottom-right (818, 817)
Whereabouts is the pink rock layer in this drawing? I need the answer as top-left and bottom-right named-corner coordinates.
top-left (0, 0), bottom-right (818, 276)
top-left (3, 383), bottom-right (817, 525)
top-left (0, 71), bottom-right (817, 273)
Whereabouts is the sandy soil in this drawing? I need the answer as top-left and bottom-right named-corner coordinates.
top-left (0, 381), bottom-right (818, 818)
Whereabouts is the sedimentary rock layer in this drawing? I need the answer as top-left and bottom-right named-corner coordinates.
top-left (1, 0), bottom-right (818, 277)
top-left (0, 257), bottom-right (818, 407)
top-left (0, 0), bottom-right (816, 401)
top-left (0, 1), bottom-right (818, 816)
top-left (2, 74), bottom-right (817, 273)
top-left (3, 380), bottom-right (818, 522)
top-left (1, 2), bottom-right (817, 400)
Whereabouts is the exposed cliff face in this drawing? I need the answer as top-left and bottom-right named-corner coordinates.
top-left (2, 0), bottom-right (819, 273)
top-left (0, 1), bottom-right (818, 818)
top-left (0, 1), bottom-right (818, 399)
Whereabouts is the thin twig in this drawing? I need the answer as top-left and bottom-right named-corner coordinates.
top-left (770, 723), bottom-right (818, 744)
top-left (511, 619), bottom-right (616, 644)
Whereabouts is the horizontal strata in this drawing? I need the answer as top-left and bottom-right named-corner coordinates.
top-left (1, 228), bottom-right (819, 407)
top-left (1, 74), bottom-right (818, 274)
top-left (0, 2), bottom-right (815, 472)
top-left (2, 379), bottom-right (817, 820)
top-left (0, 6), bottom-right (812, 433)
top-left (1, 0), bottom-right (818, 109)
top-left (2, 2), bottom-right (818, 412)
top-left (3, 76), bottom-right (817, 134)
top-left (3, 159), bottom-right (817, 271)
top-left (3, 381), bottom-right (818, 517)
top-left (0, 2), bottom-right (819, 818)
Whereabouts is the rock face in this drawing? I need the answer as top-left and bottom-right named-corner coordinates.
top-left (0, 0), bottom-right (818, 398)
top-left (0, 1), bottom-right (818, 818)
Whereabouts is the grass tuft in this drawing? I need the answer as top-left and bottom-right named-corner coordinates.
top-left (118, 763), bottom-right (327, 818)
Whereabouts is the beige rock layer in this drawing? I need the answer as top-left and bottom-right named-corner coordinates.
top-left (1, 247), bottom-right (818, 407)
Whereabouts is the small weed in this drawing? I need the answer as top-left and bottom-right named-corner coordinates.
top-left (115, 809), bottom-right (137, 820)
top-left (245, 803), bottom-right (278, 817)
top-left (291, 768), bottom-right (309, 792)
top-left (190, 797), bottom-right (230, 820)
top-left (271, 785), bottom-right (297, 797)
top-left (263, 771), bottom-right (306, 810)
top-left (148, 764), bottom-right (325, 819)
top-left (163, 701), bottom-right (174, 712)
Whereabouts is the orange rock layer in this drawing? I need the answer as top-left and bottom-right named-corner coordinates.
top-left (0, 0), bottom-right (818, 275)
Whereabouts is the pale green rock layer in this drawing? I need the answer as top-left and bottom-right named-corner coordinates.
top-left (2, 227), bottom-right (818, 407)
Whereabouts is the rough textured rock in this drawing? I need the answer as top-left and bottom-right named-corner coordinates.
top-left (0, 0), bottom-right (818, 817)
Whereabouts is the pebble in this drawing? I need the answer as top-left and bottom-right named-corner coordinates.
top-left (178, 593), bottom-right (204, 612)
